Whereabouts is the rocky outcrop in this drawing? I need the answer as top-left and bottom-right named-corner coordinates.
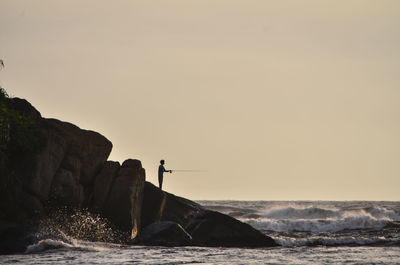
top-left (186, 210), bottom-right (278, 247)
top-left (141, 182), bottom-right (202, 228)
top-left (4, 97), bottom-right (41, 121)
top-left (22, 117), bottom-right (113, 210)
top-left (140, 182), bottom-right (277, 248)
top-left (0, 95), bottom-right (278, 254)
top-left (103, 159), bottom-right (145, 239)
top-left (0, 97), bottom-right (145, 241)
top-left (45, 118), bottom-right (113, 207)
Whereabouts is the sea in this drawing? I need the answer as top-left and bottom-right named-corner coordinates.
top-left (1, 200), bottom-right (399, 264)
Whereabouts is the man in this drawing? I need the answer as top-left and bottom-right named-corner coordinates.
top-left (158, 160), bottom-right (172, 190)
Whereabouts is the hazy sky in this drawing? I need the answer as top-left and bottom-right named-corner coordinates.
top-left (1, 1), bottom-right (399, 200)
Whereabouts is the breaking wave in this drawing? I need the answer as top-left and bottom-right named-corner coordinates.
top-left (274, 234), bottom-right (400, 247)
top-left (25, 239), bottom-right (74, 253)
top-left (242, 205), bottom-right (400, 233)
top-left (25, 238), bottom-right (117, 254)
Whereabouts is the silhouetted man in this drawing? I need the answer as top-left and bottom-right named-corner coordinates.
top-left (158, 160), bottom-right (172, 190)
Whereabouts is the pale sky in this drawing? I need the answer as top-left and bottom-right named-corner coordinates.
top-left (1, 1), bottom-right (399, 200)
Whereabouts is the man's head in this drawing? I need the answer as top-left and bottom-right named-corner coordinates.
top-left (160, 160), bottom-right (165, 165)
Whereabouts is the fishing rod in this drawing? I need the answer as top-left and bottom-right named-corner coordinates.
top-left (171, 169), bottom-right (207, 172)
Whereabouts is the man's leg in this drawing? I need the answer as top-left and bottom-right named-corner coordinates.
top-left (158, 175), bottom-right (163, 190)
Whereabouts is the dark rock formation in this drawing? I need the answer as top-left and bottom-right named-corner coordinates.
top-left (1, 97), bottom-right (145, 244)
top-left (4, 97), bottom-right (41, 121)
top-left (0, 223), bottom-right (38, 255)
top-left (138, 221), bottom-right (192, 246)
top-left (141, 182), bottom-right (202, 228)
top-left (0, 95), bottom-right (278, 253)
top-left (0, 97), bottom-right (49, 223)
top-left (103, 159), bottom-right (145, 239)
top-left (29, 126), bottom-right (67, 203)
top-left (44, 118), bottom-right (113, 207)
top-left (21, 117), bottom-right (113, 210)
top-left (186, 210), bottom-right (278, 247)
top-left (92, 161), bottom-right (120, 212)
top-left (141, 182), bottom-right (277, 248)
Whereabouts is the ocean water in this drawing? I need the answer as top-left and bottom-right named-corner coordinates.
top-left (1, 201), bottom-right (399, 264)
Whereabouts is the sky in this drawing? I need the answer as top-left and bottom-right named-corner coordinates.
top-left (0, 1), bottom-right (399, 200)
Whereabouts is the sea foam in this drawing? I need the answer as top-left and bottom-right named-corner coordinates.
top-left (25, 239), bottom-right (74, 253)
top-left (242, 205), bottom-right (400, 233)
top-left (25, 238), bottom-right (117, 254)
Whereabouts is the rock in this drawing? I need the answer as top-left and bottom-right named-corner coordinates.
top-left (28, 128), bottom-right (67, 202)
top-left (185, 210), bottom-right (278, 248)
top-left (92, 161), bottom-right (120, 212)
top-left (103, 159), bottom-right (145, 239)
top-left (43, 118), bottom-right (113, 186)
top-left (34, 118), bottom-right (112, 207)
top-left (1, 95), bottom-right (279, 249)
top-left (24, 117), bottom-right (112, 206)
top-left (20, 192), bottom-right (44, 217)
top-left (4, 97), bottom-right (41, 121)
top-left (0, 222), bottom-right (38, 254)
top-left (140, 183), bottom-right (277, 248)
top-left (141, 182), bottom-right (202, 228)
top-left (0, 187), bottom-right (31, 224)
top-left (138, 221), bottom-right (192, 246)
top-left (49, 168), bottom-right (84, 207)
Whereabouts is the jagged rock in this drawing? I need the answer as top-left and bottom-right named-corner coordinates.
top-left (103, 159), bottom-right (145, 239)
top-left (141, 182), bottom-right (203, 228)
top-left (92, 161), bottom-right (120, 212)
top-left (24, 117), bottom-right (112, 206)
top-left (44, 118), bottom-right (113, 186)
top-left (39, 118), bottom-right (112, 206)
top-left (185, 210), bottom-right (278, 248)
top-left (138, 221), bottom-right (192, 246)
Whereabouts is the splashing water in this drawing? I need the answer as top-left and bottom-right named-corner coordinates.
top-left (37, 208), bottom-right (129, 245)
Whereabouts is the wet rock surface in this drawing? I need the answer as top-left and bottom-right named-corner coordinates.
top-left (140, 182), bottom-right (277, 248)
top-left (186, 210), bottom-right (278, 247)
top-left (138, 221), bottom-right (192, 246)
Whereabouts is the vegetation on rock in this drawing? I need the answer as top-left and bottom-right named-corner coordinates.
top-left (0, 87), bottom-right (47, 192)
